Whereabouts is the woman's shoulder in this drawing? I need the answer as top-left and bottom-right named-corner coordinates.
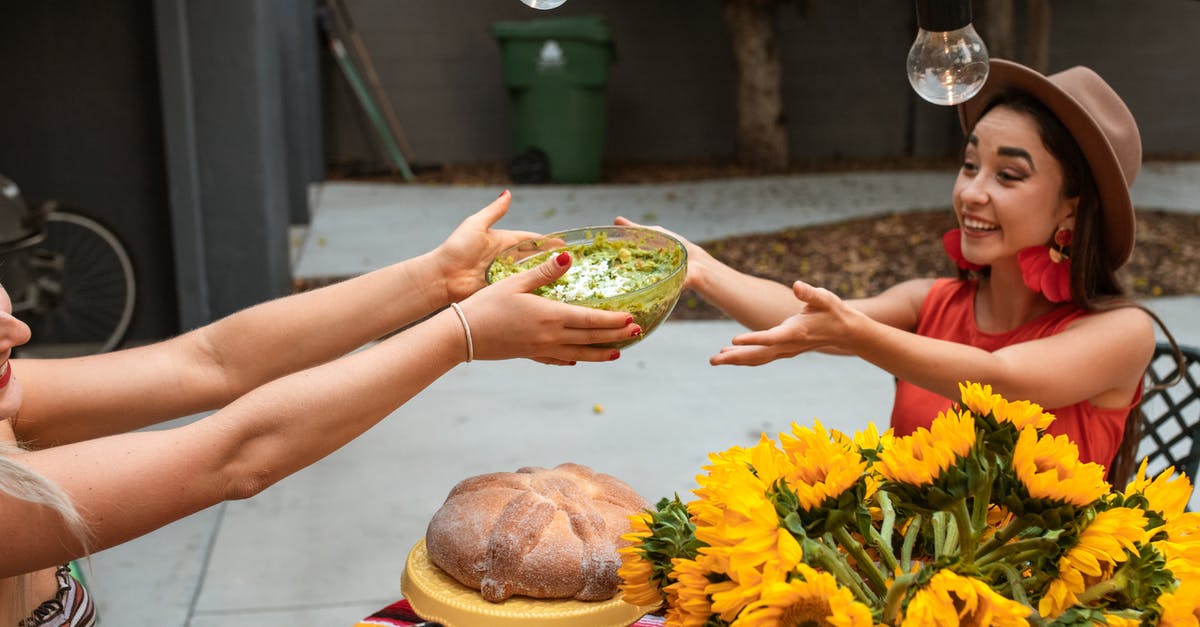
top-left (1066, 302), bottom-right (1157, 357)
top-left (1072, 301), bottom-right (1156, 330)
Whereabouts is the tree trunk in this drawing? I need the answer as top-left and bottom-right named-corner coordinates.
top-left (1026, 0), bottom-right (1052, 73)
top-left (722, 0), bottom-right (787, 172)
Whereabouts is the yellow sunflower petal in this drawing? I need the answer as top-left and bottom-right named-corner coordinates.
top-left (1156, 579), bottom-right (1200, 626)
top-left (1100, 614), bottom-right (1140, 627)
top-left (1125, 459), bottom-right (1193, 518)
top-left (733, 564), bottom-right (873, 627)
top-left (903, 570), bottom-right (1031, 627)
top-left (1038, 507), bottom-right (1146, 619)
top-left (779, 421), bottom-right (868, 510)
top-left (1011, 427), bottom-right (1109, 506)
top-left (876, 408), bottom-right (975, 487)
top-left (1154, 512), bottom-right (1200, 582)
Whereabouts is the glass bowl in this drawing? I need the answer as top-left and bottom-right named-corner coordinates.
top-left (486, 226), bottom-right (687, 349)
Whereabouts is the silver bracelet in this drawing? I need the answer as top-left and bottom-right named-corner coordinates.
top-left (449, 302), bottom-right (474, 363)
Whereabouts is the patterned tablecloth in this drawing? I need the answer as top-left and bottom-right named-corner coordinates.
top-left (355, 599), bottom-right (666, 626)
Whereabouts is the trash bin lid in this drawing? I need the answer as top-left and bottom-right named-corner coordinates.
top-left (492, 15), bottom-right (611, 44)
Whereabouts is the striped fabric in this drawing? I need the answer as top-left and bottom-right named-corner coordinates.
top-left (18, 564), bottom-right (96, 627)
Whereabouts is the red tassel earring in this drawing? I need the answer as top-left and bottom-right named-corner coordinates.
top-left (942, 229), bottom-right (984, 271)
top-left (1017, 227), bottom-right (1073, 303)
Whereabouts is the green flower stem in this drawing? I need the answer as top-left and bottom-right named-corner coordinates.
top-left (1076, 569), bottom-right (1128, 605)
top-left (976, 517), bottom-right (1036, 560)
top-left (879, 491), bottom-right (898, 548)
top-left (975, 538), bottom-right (1061, 569)
top-left (832, 526), bottom-right (889, 596)
top-left (881, 572), bottom-right (919, 625)
top-left (901, 513), bottom-right (923, 572)
top-left (807, 539), bottom-right (879, 606)
top-left (943, 512), bottom-right (960, 555)
top-left (932, 512), bottom-right (947, 558)
top-left (869, 525), bottom-right (902, 577)
top-left (982, 561), bottom-right (1033, 607)
top-left (970, 479), bottom-right (992, 536)
top-left (951, 498), bottom-right (978, 563)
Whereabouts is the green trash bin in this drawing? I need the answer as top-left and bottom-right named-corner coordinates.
top-left (492, 15), bottom-right (614, 184)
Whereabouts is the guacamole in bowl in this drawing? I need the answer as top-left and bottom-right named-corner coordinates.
top-left (486, 226), bottom-right (687, 349)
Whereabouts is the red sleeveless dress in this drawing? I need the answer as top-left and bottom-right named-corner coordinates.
top-left (889, 278), bottom-right (1139, 468)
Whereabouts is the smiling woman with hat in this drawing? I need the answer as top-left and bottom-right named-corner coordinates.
top-left (619, 58), bottom-right (1180, 482)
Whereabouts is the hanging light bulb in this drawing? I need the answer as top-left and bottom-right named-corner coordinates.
top-left (520, 0), bottom-right (568, 9)
top-left (907, 0), bottom-right (989, 106)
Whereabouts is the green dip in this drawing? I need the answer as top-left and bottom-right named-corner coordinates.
top-left (487, 229), bottom-right (687, 348)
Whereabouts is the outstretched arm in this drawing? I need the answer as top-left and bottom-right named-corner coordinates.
top-left (612, 217), bottom-right (930, 333)
top-left (0, 252), bottom-right (636, 577)
top-left (614, 216), bottom-right (805, 329)
top-left (713, 280), bottom-right (1155, 409)
top-left (12, 192), bottom-right (547, 446)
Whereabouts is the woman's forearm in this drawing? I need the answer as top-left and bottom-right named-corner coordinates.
top-left (199, 251), bottom-right (449, 389)
top-left (206, 307), bottom-right (465, 497)
top-left (11, 252), bottom-right (451, 446)
top-left (842, 314), bottom-right (993, 399)
top-left (691, 252), bottom-right (805, 330)
top-left (1, 310), bottom-right (466, 577)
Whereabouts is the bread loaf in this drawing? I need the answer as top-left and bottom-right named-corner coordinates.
top-left (424, 463), bottom-right (647, 603)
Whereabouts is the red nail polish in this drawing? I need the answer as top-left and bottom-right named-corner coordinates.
top-left (630, 325), bottom-right (642, 337)
top-left (556, 252), bottom-right (570, 266)
top-left (624, 316), bottom-right (634, 325)
top-left (498, 189), bottom-right (509, 198)
top-left (568, 360), bottom-right (577, 366)
top-left (609, 350), bottom-right (621, 361)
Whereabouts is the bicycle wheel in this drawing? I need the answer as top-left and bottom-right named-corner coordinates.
top-left (20, 211), bottom-right (136, 356)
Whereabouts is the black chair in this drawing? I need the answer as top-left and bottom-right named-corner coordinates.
top-left (1136, 342), bottom-right (1200, 488)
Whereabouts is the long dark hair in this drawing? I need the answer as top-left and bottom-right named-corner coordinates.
top-left (969, 91), bottom-right (1184, 488)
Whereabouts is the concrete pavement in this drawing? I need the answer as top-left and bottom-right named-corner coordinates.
top-left (88, 164), bottom-right (1200, 626)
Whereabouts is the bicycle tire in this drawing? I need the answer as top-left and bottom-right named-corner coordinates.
top-left (20, 211), bottom-right (136, 356)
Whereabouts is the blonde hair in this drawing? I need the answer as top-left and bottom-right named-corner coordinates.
top-left (0, 442), bottom-right (92, 621)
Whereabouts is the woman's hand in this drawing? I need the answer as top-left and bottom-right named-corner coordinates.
top-left (455, 251), bottom-right (640, 364)
top-left (432, 190), bottom-right (544, 304)
top-left (710, 281), bottom-right (858, 366)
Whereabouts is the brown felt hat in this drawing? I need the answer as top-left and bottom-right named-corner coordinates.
top-left (958, 59), bottom-right (1142, 269)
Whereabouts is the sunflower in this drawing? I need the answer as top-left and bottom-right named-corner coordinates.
top-left (1037, 507), bottom-right (1146, 618)
top-left (665, 556), bottom-right (719, 627)
top-left (732, 564), bottom-right (873, 627)
top-left (1157, 579), bottom-right (1200, 626)
top-left (1124, 459), bottom-right (1193, 519)
top-left (778, 420), bottom-right (867, 511)
top-left (853, 421), bottom-right (894, 456)
top-left (708, 557), bottom-right (795, 623)
top-left (958, 381), bottom-right (1055, 431)
top-left (692, 451), bottom-right (791, 559)
top-left (689, 441), bottom-right (806, 620)
top-left (875, 407), bottom-right (975, 487)
top-left (1152, 511), bottom-right (1200, 583)
top-left (690, 444), bottom-right (769, 530)
top-left (901, 569), bottom-right (1031, 626)
top-left (1010, 427), bottom-right (1109, 507)
top-left (958, 381), bottom-right (1005, 417)
top-left (617, 513), bottom-right (663, 606)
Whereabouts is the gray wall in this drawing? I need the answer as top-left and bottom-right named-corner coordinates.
top-left (324, 0), bottom-right (1200, 170)
top-left (0, 0), bottom-right (177, 341)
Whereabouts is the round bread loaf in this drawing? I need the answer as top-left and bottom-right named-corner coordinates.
top-left (424, 463), bottom-right (647, 603)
